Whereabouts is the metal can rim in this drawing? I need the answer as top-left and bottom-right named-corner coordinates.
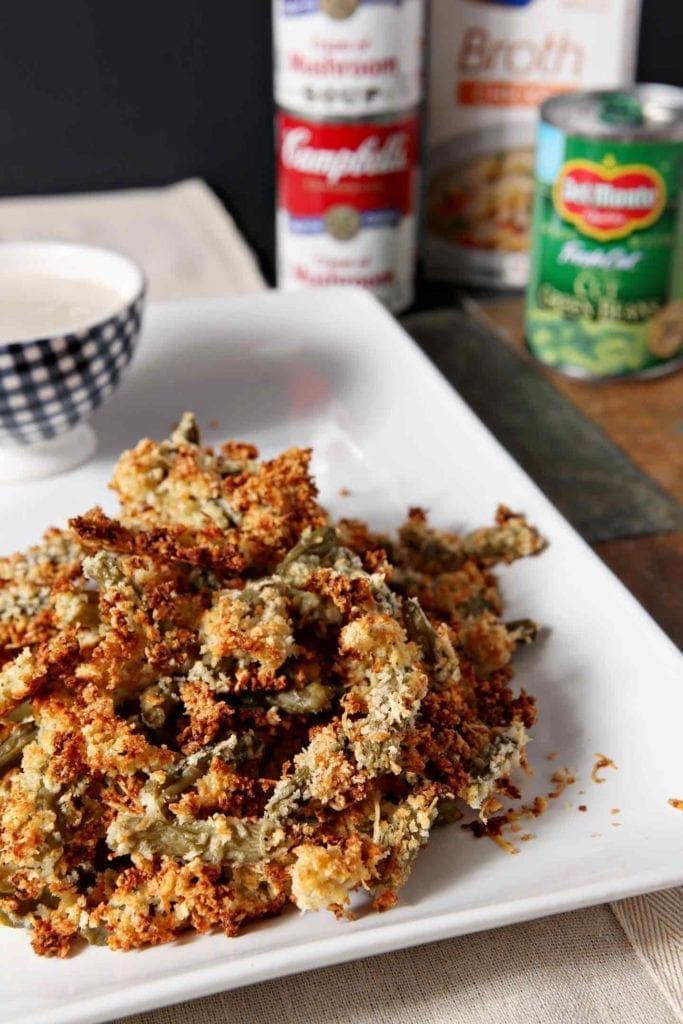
top-left (276, 104), bottom-right (421, 126)
top-left (541, 85), bottom-right (683, 142)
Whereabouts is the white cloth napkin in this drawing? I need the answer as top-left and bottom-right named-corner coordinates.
top-left (0, 178), bottom-right (678, 1024)
top-left (122, 906), bottom-right (679, 1024)
top-left (0, 178), bottom-right (265, 300)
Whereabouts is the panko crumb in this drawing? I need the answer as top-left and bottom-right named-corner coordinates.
top-left (592, 753), bottom-right (618, 784)
top-left (547, 768), bottom-right (576, 800)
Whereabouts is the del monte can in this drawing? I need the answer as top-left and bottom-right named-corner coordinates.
top-left (526, 86), bottom-right (683, 378)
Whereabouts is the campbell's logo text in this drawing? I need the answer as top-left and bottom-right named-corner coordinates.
top-left (281, 126), bottom-right (409, 184)
top-left (553, 159), bottom-right (666, 241)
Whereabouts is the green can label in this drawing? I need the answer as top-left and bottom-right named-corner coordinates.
top-left (526, 121), bottom-right (683, 377)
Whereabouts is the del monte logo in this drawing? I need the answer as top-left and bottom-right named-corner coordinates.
top-left (553, 158), bottom-right (666, 241)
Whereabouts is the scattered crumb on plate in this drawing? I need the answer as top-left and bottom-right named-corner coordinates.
top-left (548, 767), bottom-right (576, 800)
top-left (464, 795), bottom-right (548, 855)
top-left (591, 753), bottom-right (618, 784)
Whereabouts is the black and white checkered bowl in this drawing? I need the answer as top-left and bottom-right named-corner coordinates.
top-left (0, 243), bottom-right (145, 446)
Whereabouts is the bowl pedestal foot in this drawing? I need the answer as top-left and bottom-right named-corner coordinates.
top-left (0, 424), bottom-right (97, 483)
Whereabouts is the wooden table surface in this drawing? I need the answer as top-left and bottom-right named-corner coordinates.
top-left (474, 295), bottom-right (683, 648)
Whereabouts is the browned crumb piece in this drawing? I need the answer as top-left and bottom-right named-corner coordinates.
top-left (591, 753), bottom-right (617, 784)
top-left (373, 890), bottom-right (398, 913)
top-left (71, 507), bottom-right (246, 577)
top-left (338, 487), bottom-right (351, 497)
top-left (528, 796), bottom-right (549, 817)
top-left (668, 798), bottom-right (683, 812)
top-left (31, 915), bottom-right (79, 958)
top-left (578, 805), bottom-right (587, 812)
top-left (610, 808), bottom-right (620, 815)
top-left (0, 628), bottom-right (80, 716)
top-left (491, 835), bottom-right (519, 855)
top-left (463, 793), bottom-right (548, 854)
top-left (547, 768), bottom-right (576, 800)
top-left (546, 752), bottom-right (558, 761)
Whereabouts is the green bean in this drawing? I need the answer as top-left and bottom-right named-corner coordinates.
top-left (457, 593), bottom-right (496, 618)
top-left (161, 758), bottom-right (212, 802)
top-left (157, 734), bottom-right (262, 804)
top-left (0, 866), bottom-right (14, 896)
top-left (435, 797), bottom-right (462, 826)
top-left (395, 517), bottom-right (465, 572)
top-left (171, 411), bottom-right (200, 446)
top-left (0, 906), bottom-right (21, 928)
top-left (506, 618), bottom-right (539, 646)
top-left (403, 597), bottom-right (438, 661)
top-left (0, 723), bottom-right (37, 774)
top-left (461, 723), bottom-right (526, 810)
top-left (82, 551), bottom-right (126, 589)
top-left (4, 701), bottom-right (33, 724)
top-left (267, 682), bottom-right (333, 715)
top-left (461, 521), bottom-right (544, 564)
top-left (111, 814), bottom-right (273, 865)
top-left (403, 597), bottom-right (460, 688)
top-left (82, 924), bottom-right (109, 946)
top-left (139, 679), bottom-right (180, 732)
top-left (277, 526), bottom-right (337, 573)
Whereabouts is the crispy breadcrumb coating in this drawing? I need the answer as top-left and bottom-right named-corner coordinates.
top-left (0, 413), bottom-right (544, 956)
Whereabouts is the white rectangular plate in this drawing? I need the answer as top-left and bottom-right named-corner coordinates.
top-left (1, 289), bottom-right (681, 1024)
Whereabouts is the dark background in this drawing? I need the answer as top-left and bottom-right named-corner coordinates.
top-left (0, 2), bottom-right (679, 280)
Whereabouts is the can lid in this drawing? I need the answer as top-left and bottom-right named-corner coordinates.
top-left (599, 93), bottom-right (645, 128)
top-left (542, 86), bottom-right (683, 141)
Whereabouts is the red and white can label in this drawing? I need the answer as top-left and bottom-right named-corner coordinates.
top-left (273, 0), bottom-right (425, 117)
top-left (276, 111), bottom-right (418, 311)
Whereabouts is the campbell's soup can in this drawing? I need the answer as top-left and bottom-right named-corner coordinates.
top-left (526, 86), bottom-right (683, 379)
top-left (425, 0), bottom-right (641, 289)
top-left (276, 109), bottom-right (419, 312)
top-left (273, 0), bottom-right (426, 117)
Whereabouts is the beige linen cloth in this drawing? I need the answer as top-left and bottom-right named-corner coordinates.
top-left (0, 179), bottom-right (679, 1024)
